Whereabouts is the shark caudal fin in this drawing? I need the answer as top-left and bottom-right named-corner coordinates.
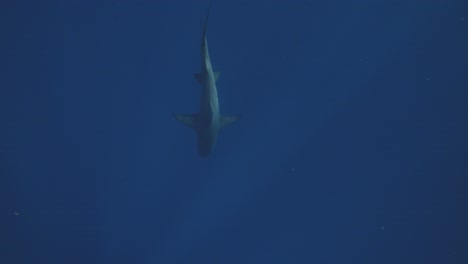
top-left (220, 115), bottom-right (241, 128)
top-left (173, 113), bottom-right (198, 129)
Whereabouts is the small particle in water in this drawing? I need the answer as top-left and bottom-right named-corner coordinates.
top-left (13, 212), bottom-right (20, 216)
top-left (381, 226), bottom-right (385, 230)
top-left (292, 168), bottom-right (295, 171)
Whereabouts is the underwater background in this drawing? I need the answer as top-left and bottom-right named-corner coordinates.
top-left (0, 0), bottom-right (467, 263)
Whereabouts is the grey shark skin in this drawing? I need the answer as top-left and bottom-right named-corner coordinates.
top-left (173, 8), bottom-right (240, 157)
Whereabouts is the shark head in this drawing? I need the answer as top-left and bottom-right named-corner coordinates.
top-left (197, 130), bottom-right (218, 157)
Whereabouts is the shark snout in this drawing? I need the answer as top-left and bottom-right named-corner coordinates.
top-left (197, 132), bottom-right (216, 157)
top-left (198, 146), bottom-right (212, 157)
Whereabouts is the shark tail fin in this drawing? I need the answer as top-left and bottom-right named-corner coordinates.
top-left (173, 113), bottom-right (198, 129)
top-left (220, 115), bottom-right (241, 128)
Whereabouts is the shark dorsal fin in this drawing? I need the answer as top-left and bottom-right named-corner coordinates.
top-left (214, 71), bottom-right (221, 81)
top-left (194, 72), bottom-right (221, 83)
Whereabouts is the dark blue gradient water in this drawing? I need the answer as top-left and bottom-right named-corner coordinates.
top-left (0, 1), bottom-right (466, 263)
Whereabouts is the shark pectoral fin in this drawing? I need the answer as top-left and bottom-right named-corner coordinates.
top-left (214, 71), bottom-right (221, 81)
top-left (194, 73), bottom-right (203, 83)
top-left (173, 113), bottom-right (197, 129)
top-left (220, 115), bottom-right (241, 128)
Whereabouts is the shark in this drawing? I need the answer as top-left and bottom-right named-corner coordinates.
top-left (173, 5), bottom-right (240, 157)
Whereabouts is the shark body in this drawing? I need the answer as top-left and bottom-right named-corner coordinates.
top-left (174, 8), bottom-right (240, 157)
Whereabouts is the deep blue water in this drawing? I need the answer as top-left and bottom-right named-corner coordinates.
top-left (1, 1), bottom-right (467, 263)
